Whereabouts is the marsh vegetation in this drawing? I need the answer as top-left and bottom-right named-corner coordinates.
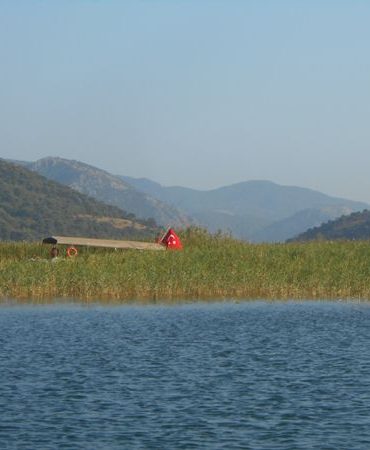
top-left (1, 228), bottom-right (370, 302)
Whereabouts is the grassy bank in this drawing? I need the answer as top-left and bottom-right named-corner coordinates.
top-left (1, 229), bottom-right (370, 302)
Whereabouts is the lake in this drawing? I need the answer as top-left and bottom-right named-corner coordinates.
top-left (1, 300), bottom-right (370, 449)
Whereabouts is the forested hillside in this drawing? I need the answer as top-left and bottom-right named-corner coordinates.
top-left (0, 159), bottom-right (158, 241)
top-left (22, 157), bottom-right (190, 228)
top-left (289, 210), bottom-right (370, 241)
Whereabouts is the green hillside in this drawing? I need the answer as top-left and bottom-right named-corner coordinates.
top-left (22, 157), bottom-right (191, 228)
top-left (0, 159), bottom-right (158, 241)
top-left (289, 209), bottom-right (370, 242)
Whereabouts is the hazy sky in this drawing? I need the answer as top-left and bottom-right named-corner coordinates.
top-left (1, 0), bottom-right (370, 201)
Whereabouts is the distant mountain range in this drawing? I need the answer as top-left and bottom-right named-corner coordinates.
top-left (0, 159), bottom-right (158, 241)
top-left (11, 157), bottom-right (369, 242)
top-left (121, 175), bottom-right (368, 242)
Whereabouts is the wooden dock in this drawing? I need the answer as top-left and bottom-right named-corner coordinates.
top-left (42, 236), bottom-right (165, 251)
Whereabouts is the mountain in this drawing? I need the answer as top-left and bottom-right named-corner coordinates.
top-left (288, 209), bottom-right (370, 242)
top-left (22, 157), bottom-right (191, 228)
top-left (0, 159), bottom-right (158, 241)
top-left (15, 156), bottom-right (367, 242)
top-left (121, 176), bottom-right (369, 242)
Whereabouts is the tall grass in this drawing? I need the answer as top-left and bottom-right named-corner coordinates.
top-left (1, 229), bottom-right (370, 302)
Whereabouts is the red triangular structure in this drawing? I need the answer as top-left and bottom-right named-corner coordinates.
top-left (160, 228), bottom-right (183, 250)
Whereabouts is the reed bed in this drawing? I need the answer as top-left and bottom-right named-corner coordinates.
top-left (1, 229), bottom-right (370, 302)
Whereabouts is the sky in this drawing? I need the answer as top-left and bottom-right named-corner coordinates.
top-left (1, 0), bottom-right (370, 202)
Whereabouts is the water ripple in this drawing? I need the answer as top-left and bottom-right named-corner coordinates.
top-left (1, 301), bottom-right (370, 449)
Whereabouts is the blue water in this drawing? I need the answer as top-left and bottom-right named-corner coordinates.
top-left (1, 301), bottom-right (370, 449)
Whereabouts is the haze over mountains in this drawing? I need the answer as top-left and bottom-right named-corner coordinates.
top-left (21, 158), bottom-right (190, 229)
top-left (17, 157), bottom-right (369, 242)
top-left (122, 176), bottom-right (368, 242)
